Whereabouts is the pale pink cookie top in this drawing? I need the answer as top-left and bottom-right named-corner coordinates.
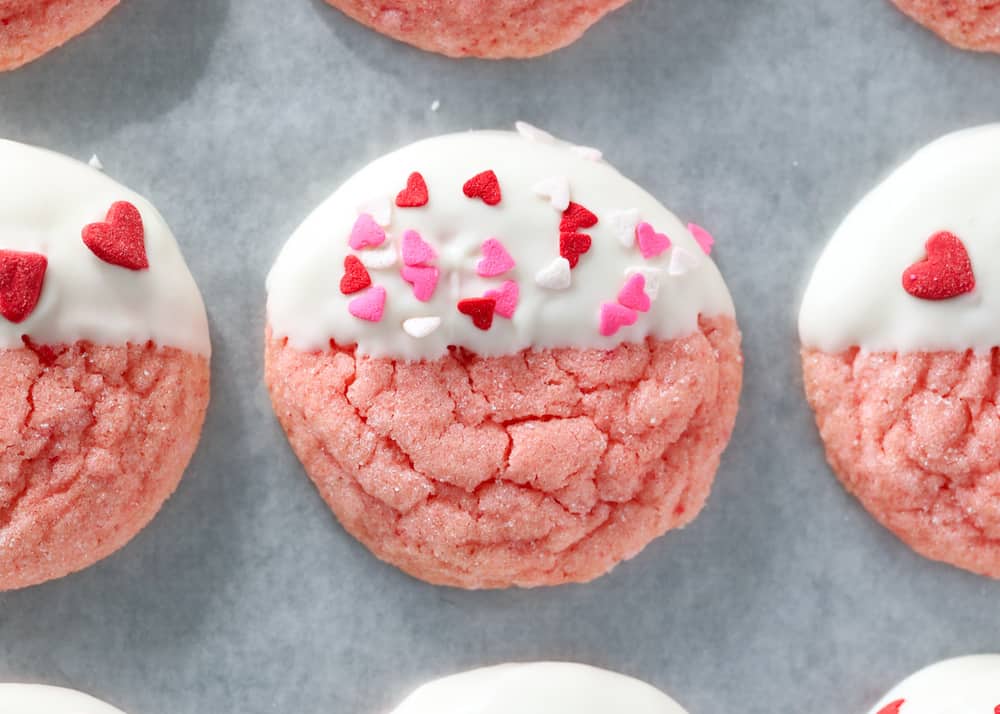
top-left (0, 139), bottom-right (210, 355)
top-left (867, 655), bottom-right (1000, 714)
top-left (266, 126), bottom-right (734, 361)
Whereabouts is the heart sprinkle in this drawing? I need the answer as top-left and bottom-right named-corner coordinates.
top-left (484, 280), bottom-right (519, 319)
top-left (617, 274), bottom-right (651, 312)
top-left (0, 250), bottom-right (47, 324)
top-left (340, 255), bottom-right (372, 295)
top-left (476, 238), bottom-right (515, 277)
top-left (349, 213), bottom-right (387, 250)
top-left (359, 244), bottom-right (398, 270)
top-left (535, 257), bottom-right (572, 290)
top-left (571, 145), bottom-right (603, 161)
top-left (876, 700), bottom-right (904, 714)
top-left (625, 266), bottom-right (663, 299)
top-left (636, 221), bottom-right (671, 259)
top-left (402, 316), bottom-right (441, 338)
top-left (463, 170), bottom-right (502, 206)
top-left (401, 230), bottom-right (437, 266)
top-left (514, 121), bottom-right (557, 144)
top-left (599, 302), bottom-right (638, 337)
top-left (902, 231), bottom-right (975, 301)
top-left (400, 264), bottom-right (440, 302)
top-left (688, 222), bottom-right (715, 255)
top-left (560, 202), bottom-right (599, 232)
top-left (532, 176), bottom-right (571, 211)
top-left (458, 297), bottom-right (496, 331)
top-left (395, 172), bottom-right (429, 208)
top-left (82, 201), bottom-right (149, 270)
top-left (560, 232), bottom-right (592, 269)
top-left (348, 286), bottom-right (386, 322)
top-left (608, 208), bottom-right (640, 248)
top-left (669, 247), bottom-right (700, 276)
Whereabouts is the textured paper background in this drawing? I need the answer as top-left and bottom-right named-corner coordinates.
top-left (1, 1), bottom-right (999, 712)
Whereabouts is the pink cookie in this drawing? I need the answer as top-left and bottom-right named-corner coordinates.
top-left (799, 126), bottom-right (1000, 577)
top-left (266, 129), bottom-right (742, 588)
top-left (0, 139), bottom-right (211, 590)
top-left (0, 0), bottom-right (120, 71)
top-left (322, 0), bottom-right (632, 59)
top-left (890, 0), bottom-right (1000, 52)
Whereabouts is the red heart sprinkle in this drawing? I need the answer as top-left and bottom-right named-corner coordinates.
top-left (0, 250), bottom-right (47, 324)
top-left (457, 297), bottom-right (496, 331)
top-left (463, 170), bottom-right (502, 206)
top-left (560, 202), bottom-right (598, 232)
top-left (902, 231), bottom-right (975, 301)
top-left (82, 201), bottom-right (149, 271)
top-left (876, 700), bottom-right (904, 714)
top-left (340, 255), bottom-right (372, 295)
top-left (560, 232), bottom-right (592, 268)
top-left (396, 172), bottom-right (429, 208)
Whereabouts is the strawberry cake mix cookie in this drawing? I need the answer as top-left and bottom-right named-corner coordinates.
top-left (323, 0), bottom-right (631, 58)
top-left (266, 125), bottom-right (742, 588)
top-left (0, 139), bottom-right (211, 591)
top-left (868, 655), bottom-right (1000, 714)
top-left (800, 125), bottom-right (1000, 578)
top-left (0, 0), bottom-right (120, 71)
top-left (890, 0), bottom-right (1000, 52)
top-left (387, 663), bottom-right (689, 714)
top-left (0, 683), bottom-right (128, 713)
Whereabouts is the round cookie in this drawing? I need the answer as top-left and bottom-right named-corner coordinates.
top-left (800, 125), bottom-right (1000, 578)
top-left (868, 655), bottom-right (1000, 714)
top-left (266, 126), bottom-right (742, 589)
top-left (388, 663), bottom-right (689, 714)
top-left (0, 0), bottom-right (119, 71)
top-left (0, 139), bottom-right (211, 591)
top-left (322, 0), bottom-right (631, 59)
top-left (890, 0), bottom-right (1000, 53)
top-left (0, 683), bottom-right (127, 713)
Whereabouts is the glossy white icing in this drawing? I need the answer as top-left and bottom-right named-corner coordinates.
top-left (267, 129), bottom-right (734, 360)
top-left (388, 663), bottom-right (689, 714)
top-left (868, 655), bottom-right (1000, 714)
top-left (0, 684), bottom-right (127, 714)
top-left (0, 139), bottom-right (211, 355)
top-left (800, 125), bottom-right (1000, 353)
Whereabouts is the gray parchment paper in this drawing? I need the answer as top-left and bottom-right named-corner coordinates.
top-left (1, 1), bottom-right (999, 712)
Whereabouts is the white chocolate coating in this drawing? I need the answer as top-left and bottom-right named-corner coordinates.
top-left (0, 139), bottom-right (211, 356)
top-left (267, 130), bottom-right (734, 360)
top-left (0, 684), bottom-right (127, 714)
top-left (388, 663), bottom-right (689, 714)
top-left (867, 655), bottom-right (1000, 714)
top-left (800, 125), bottom-right (1000, 353)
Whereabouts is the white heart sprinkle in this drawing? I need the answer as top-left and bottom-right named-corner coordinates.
top-left (515, 121), bottom-right (557, 144)
top-left (359, 244), bottom-right (397, 270)
top-left (669, 247), bottom-right (700, 276)
top-left (572, 145), bottom-right (603, 161)
top-left (535, 257), bottom-right (572, 290)
top-left (607, 208), bottom-right (640, 249)
top-left (403, 317), bottom-right (442, 339)
top-left (532, 176), bottom-right (571, 211)
top-left (88, 154), bottom-right (104, 171)
top-left (625, 266), bottom-right (663, 299)
top-left (357, 195), bottom-right (392, 227)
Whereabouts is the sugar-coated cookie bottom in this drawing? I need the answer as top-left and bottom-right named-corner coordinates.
top-left (803, 348), bottom-right (1000, 577)
top-left (0, 341), bottom-right (209, 591)
top-left (0, 0), bottom-right (119, 71)
top-left (266, 315), bottom-right (741, 589)
top-left (323, 0), bottom-right (630, 58)
top-left (891, 0), bottom-right (1000, 52)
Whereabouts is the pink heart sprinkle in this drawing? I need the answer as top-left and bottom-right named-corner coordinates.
top-left (484, 280), bottom-right (519, 319)
top-left (401, 230), bottom-right (436, 266)
top-left (348, 286), bottom-right (386, 322)
top-left (400, 264), bottom-right (440, 302)
top-left (617, 274), bottom-right (651, 312)
top-left (688, 222), bottom-right (715, 255)
top-left (636, 222), bottom-right (671, 259)
top-left (349, 213), bottom-right (387, 250)
top-left (476, 238), bottom-right (516, 277)
top-left (599, 302), bottom-right (638, 337)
